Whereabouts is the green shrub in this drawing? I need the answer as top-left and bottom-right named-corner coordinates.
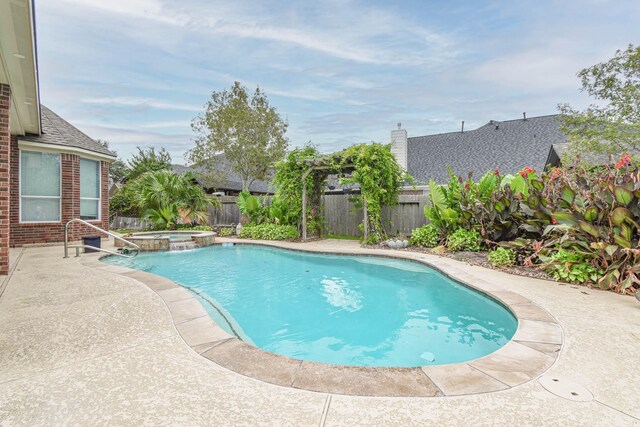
top-left (545, 249), bottom-right (602, 284)
top-left (488, 247), bottom-right (516, 267)
top-left (238, 223), bottom-right (300, 240)
top-left (447, 228), bottom-right (481, 252)
top-left (409, 225), bottom-right (439, 247)
top-left (219, 227), bottom-right (234, 237)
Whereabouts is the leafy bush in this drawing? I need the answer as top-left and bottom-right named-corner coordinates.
top-left (543, 249), bottom-right (602, 284)
top-left (488, 247), bottom-right (516, 267)
top-left (447, 228), bottom-right (481, 252)
top-left (238, 223), bottom-right (299, 240)
top-left (219, 227), bottom-right (234, 237)
top-left (409, 225), bottom-right (439, 247)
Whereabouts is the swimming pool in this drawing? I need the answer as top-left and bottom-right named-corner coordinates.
top-left (104, 245), bottom-right (517, 367)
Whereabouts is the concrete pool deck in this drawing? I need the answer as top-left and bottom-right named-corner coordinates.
top-left (0, 240), bottom-right (639, 425)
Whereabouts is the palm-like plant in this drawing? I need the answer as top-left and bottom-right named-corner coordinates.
top-left (135, 170), bottom-right (216, 229)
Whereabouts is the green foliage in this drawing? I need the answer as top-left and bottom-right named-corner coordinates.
top-left (447, 228), bottom-right (481, 252)
top-left (218, 227), bottom-right (235, 237)
top-left (273, 144), bottom-right (323, 230)
top-left (189, 81), bottom-right (289, 190)
top-left (135, 170), bottom-right (217, 229)
top-left (423, 168), bottom-right (463, 234)
top-left (237, 191), bottom-right (269, 224)
top-left (127, 147), bottom-right (172, 181)
top-left (488, 247), bottom-right (516, 267)
top-left (409, 225), bottom-right (439, 248)
top-left (544, 249), bottom-right (602, 284)
top-left (238, 223), bottom-right (299, 240)
top-left (559, 44), bottom-right (640, 156)
top-left (269, 195), bottom-right (299, 226)
top-left (338, 143), bottom-right (410, 244)
top-left (541, 161), bottom-right (640, 292)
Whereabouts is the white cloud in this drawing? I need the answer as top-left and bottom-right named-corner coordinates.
top-left (82, 96), bottom-right (201, 112)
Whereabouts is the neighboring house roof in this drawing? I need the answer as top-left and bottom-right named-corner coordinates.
top-left (19, 105), bottom-right (116, 158)
top-left (407, 114), bottom-right (567, 183)
top-left (546, 142), bottom-right (640, 167)
top-left (172, 156), bottom-right (274, 194)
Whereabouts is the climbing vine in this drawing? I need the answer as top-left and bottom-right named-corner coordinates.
top-left (337, 143), bottom-right (409, 244)
top-left (272, 144), bottom-right (326, 236)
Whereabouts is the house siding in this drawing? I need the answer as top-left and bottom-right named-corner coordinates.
top-left (0, 84), bottom-right (11, 274)
top-left (9, 137), bottom-right (110, 246)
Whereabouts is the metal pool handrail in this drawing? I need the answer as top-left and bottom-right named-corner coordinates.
top-left (63, 218), bottom-right (141, 259)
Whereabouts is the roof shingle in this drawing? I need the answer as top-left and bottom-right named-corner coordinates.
top-left (407, 114), bottom-right (567, 183)
top-left (19, 105), bottom-right (116, 157)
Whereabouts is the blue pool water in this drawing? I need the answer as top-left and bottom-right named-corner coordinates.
top-left (104, 245), bottom-right (517, 367)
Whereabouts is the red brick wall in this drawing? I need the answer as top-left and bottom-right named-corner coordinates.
top-left (9, 139), bottom-right (111, 247)
top-left (0, 84), bottom-right (10, 274)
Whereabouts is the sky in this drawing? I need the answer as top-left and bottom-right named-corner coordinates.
top-left (35, 0), bottom-right (640, 164)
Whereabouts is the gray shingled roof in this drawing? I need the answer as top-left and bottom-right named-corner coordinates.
top-left (173, 155), bottom-right (274, 194)
top-left (20, 105), bottom-right (116, 157)
top-left (408, 114), bottom-right (567, 183)
top-left (547, 142), bottom-right (640, 167)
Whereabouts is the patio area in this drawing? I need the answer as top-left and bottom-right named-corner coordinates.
top-left (0, 240), bottom-right (638, 425)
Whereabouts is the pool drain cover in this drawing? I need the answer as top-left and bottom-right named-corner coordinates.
top-left (539, 375), bottom-right (593, 402)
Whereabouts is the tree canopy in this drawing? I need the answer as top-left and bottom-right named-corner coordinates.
top-left (559, 44), bottom-right (640, 156)
top-left (188, 81), bottom-right (289, 191)
top-left (127, 147), bottom-right (172, 181)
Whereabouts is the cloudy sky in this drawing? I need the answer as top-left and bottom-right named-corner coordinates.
top-left (36, 0), bottom-right (640, 163)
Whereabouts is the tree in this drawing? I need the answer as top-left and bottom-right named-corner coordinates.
top-left (97, 139), bottom-right (129, 183)
top-left (559, 44), bottom-right (640, 156)
top-left (135, 170), bottom-right (217, 229)
top-left (189, 81), bottom-right (289, 190)
top-left (127, 147), bottom-right (172, 181)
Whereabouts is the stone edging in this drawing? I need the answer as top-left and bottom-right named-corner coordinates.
top-left (79, 240), bottom-right (563, 397)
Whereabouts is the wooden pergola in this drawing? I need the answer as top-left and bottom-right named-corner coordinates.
top-left (300, 157), bottom-right (365, 241)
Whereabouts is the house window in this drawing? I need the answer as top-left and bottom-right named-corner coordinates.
top-left (20, 150), bottom-right (61, 222)
top-left (80, 158), bottom-right (101, 220)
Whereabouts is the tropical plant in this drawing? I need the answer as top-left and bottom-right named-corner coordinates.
top-left (543, 158), bottom-right (640, 293)
top-left (424, 168), bottom-right (464, 235)
top-left (135, 170), bottom-right (216, 229)
top-left (409, 225), bottom-right (439, 247)
top-left (269, 195), bottom-right (299, 226)
top-left (488, 247), bottom-right (516, 267)
top-left (236, 191), bottom-right (269, 224)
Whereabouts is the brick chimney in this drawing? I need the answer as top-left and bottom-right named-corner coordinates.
top-left (390, 122), bottom-right (408, 170)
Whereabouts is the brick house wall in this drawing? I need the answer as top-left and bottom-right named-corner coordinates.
top-left (0, 84), bottom-right (10, 274)
top-left (9, 135), bottom-right (110, 246)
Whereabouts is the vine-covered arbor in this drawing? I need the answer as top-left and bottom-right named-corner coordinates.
top-left (300, 157), bottom-right (354, 241)
top-left (273, 142), bottom-right (407, 244)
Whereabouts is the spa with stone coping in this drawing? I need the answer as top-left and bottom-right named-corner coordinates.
top-left (82, 239), bottom-right (563, 397)
top-left (114, 230), bottom-right (216, 251)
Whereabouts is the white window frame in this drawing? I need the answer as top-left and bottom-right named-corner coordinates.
top-left (19, 150), bottom-right (62, 224)
top-left (80, 158), bottom-right (101, 221)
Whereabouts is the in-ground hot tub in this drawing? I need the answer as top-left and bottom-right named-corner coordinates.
top-left (114, 230), bottom-right (216, 251)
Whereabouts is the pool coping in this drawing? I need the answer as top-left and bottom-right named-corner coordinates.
top-left (80, 239), bottom-right (563, 398)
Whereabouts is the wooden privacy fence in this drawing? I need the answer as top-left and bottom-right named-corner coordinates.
top-left (321, 194), bottom-right (428, 237)
top-left (113, 192), bottom-right (429, 236)
top-left (111, 215), bottom-right (151, 230)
